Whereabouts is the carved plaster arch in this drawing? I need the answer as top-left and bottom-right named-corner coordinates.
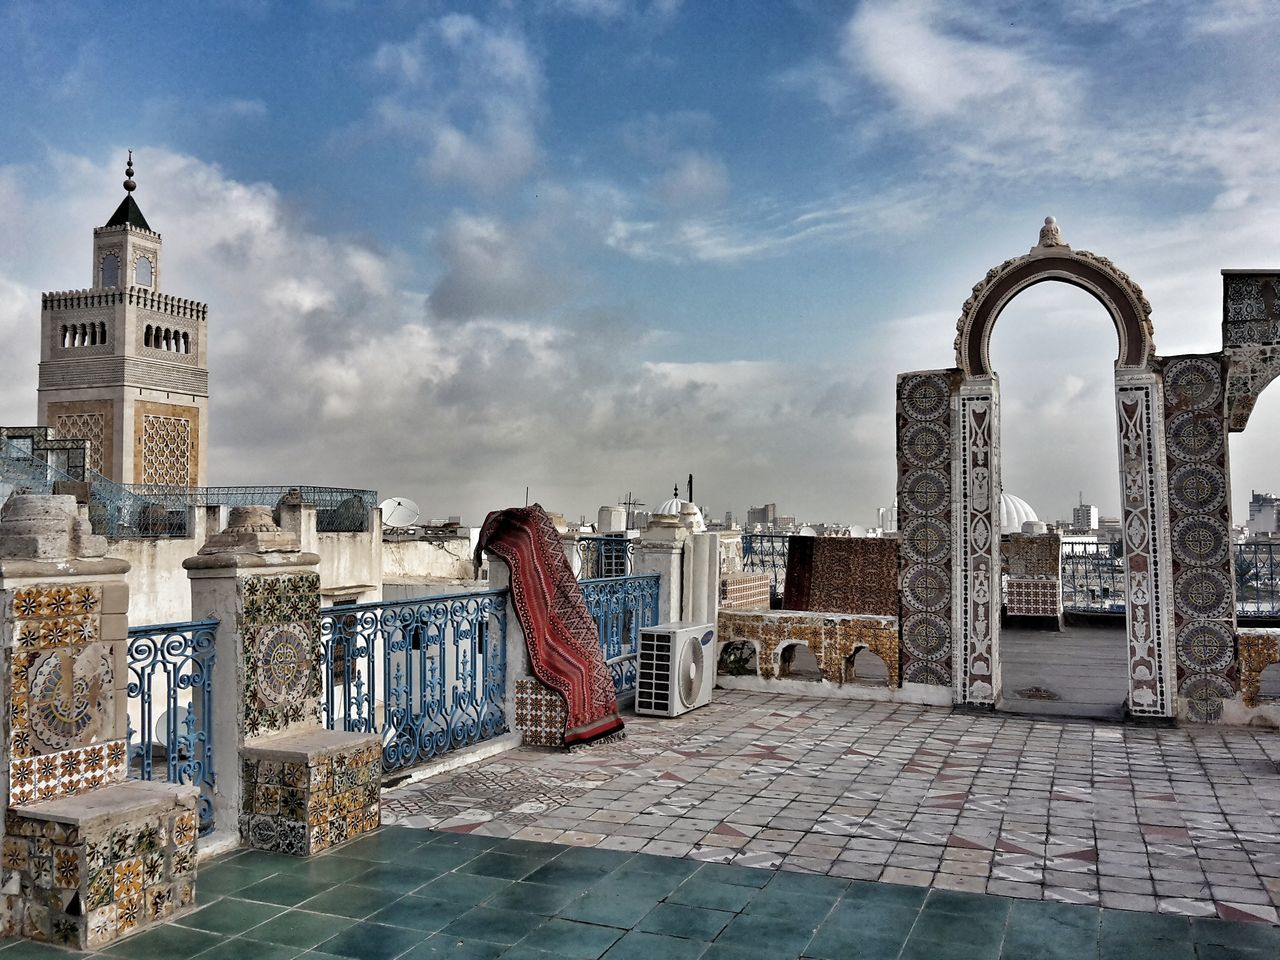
top-left (954, 220), bottom-right (1156, 379)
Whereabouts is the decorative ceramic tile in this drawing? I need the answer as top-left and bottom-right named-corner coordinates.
top-left (515, 678), bottom-right (567, 748)
top-left (784, 537), bottom-right (899, 618)
top-left (1005, 578), bottom-right (1061, 618)
top-left (241, 574), bottom-right (323, 737)
top-left (720, 572), bottom-right (771, 610)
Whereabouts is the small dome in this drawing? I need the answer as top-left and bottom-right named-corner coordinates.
top-left (656, 497), bottom-right (684, 517)
top-left (1000, 494), bottom-right (1039, 534)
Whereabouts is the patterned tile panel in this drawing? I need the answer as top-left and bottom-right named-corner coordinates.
top-left (896, 371), bottom-right (956, 688)
top-left (783, 537), bottom-right (899, 618)
top-left (716, 610), bottom-right (899, 687)
top-left (241, 574), bottom-right (322, 737)
top-left (239, 741), bottom-right (381, 856)
top-left (1001, 534), bottom-right (1061, 579)
top-left (719, 572), bottom-right (771, 610)
top-left (1161, 354), bottom-right (1236, 722)
top-left (514, 678), bottom-right (567, 748)
top-left (0, 792), bottom-right (197, 949)
top-left (1005, 578), bottom-right (1061, 618)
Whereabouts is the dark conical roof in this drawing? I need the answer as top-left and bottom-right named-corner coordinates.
top-left (104, 194), bottom-right (151, 231)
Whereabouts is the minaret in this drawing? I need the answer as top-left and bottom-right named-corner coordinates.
top-left (38, 153), bottom-right (209, 486)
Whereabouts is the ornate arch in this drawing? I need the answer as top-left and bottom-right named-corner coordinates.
top-left (953, 219), bottom-right (1156, 379)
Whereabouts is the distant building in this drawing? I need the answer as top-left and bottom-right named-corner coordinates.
top-left (1248, 491), bottom-right (1280, 538)
top-left (1072, 502), bottom-right (1100, 531)
top-left (747, 503), bottom-right (777, 527)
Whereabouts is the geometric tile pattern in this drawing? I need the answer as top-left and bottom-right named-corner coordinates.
top-left (716, 610), bottom-right (899, 687)
top-left (0, 791), bottom-right (198, 950)
top-left (782, 537), bottom-right (899, 618)
top-left (241, 573), bottom-right (322, 737)
top-left (239, 741), bottom-right (381, 857)
top-left (1223, 271), bottom-right (1280, 431)
top-left (382, 689), bottom-right (1280, 924)
top-left (719, 572), bottom-right (771, 610)
top-left (1005, 578), bottom-right (1060, 618)
top-left (1001, 533), bottom-right (1061, 579)
top-left (896, 370), bottom-right (954, 688)
top-left (957, 381), bottom-right (1000, 704)
top-left (514, 678), bottom-right (567, 748)
top-left (139, 414), bottom-right (192, 485)
top-left (52, 411), bottom-right (106, 474)
top-left (1162, 354), bottom-right (1238, 722)
top-left (5, 583), bottom-right (128, 805)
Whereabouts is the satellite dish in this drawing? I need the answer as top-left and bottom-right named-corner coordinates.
top-left (380, 497), bottom-right (420, 529)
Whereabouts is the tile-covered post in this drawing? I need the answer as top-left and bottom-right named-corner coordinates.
top-left (184, 507), bottom-right (380, 857)
top-left (0, 495), bottom-right (198, 950)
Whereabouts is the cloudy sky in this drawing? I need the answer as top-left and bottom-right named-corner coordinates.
top-left (0, 0), bottom-right (1277, 526)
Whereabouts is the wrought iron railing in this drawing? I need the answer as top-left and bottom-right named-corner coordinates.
top-left (1237, 542), bottom-right (1280, 618)
top-left (319, 590), bottom-right (509, 774)
top-left (124, 485), bottom-right (379, 533)
top-left (742, 533), bottom-right (789, 602)
top-left (580, 574), bottom-right (660, 701)
top-left (1060, 541), bottom-right (1126, 613)
top-left (574, 535), bottom-right (634, 579)
top-left (125, 619), bottom-right (217, 835)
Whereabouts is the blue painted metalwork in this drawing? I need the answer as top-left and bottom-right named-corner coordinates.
top-left (1237, 543), bottom-right (1280, 618)
top-left (575, 535), bottom-right (634, 579)
top-left (742, 533), bottom-right (789, 603)
top-left (319, 591), bottom-right (509, 773)
top-left (580, 574), bottom-right (660, 700)
top-left (125, 619), bottom-right (217, 835)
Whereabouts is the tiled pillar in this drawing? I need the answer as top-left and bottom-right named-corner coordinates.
top-left (184, 507), bottom-right (380, 857)
top-left (0, 495), bottom-right (198, 950)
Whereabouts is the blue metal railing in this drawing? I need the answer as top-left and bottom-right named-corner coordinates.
top-left (742, 533), bottom-right (789, 603)
top-left (125, 619), bottom-right (217, 835)
top-left (574, 535), bottom-right (634, 580)
top-left (319, 590), bottom-right (509, 774)
top-left (1, 437), bottom-right (377, 537)
top-left (580, 574), bottom-right (660, 701)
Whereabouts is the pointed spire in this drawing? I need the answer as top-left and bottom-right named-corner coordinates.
top-left (104, 150), bottom-right (152, 231)
top-left (123, 150), bottom-right (136, 193)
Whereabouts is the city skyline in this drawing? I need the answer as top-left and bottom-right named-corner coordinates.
top-left (0, 3), bottom-right (1277, 525)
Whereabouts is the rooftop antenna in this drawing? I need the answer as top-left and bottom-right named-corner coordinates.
top-left (688, 473), bottom-right (694, 503)
top-left (525, 486), bottom-right (529, 507)
top-left (379, 496), bottom-right (420, 530)
top-left (673, 483), bottom-right (679, 500)
top-left (619, 491), bottom-right (644, 530)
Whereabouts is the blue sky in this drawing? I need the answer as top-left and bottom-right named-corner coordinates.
top-left (0, 0), bottom-right (1277, 525)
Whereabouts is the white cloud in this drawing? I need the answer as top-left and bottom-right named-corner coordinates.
top-left (655, 152), bottom-right (729, 208)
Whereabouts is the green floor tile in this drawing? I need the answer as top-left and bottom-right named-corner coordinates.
top-left (425, 833), bottom-right (499, 854)
top-left (245, 909), bottom-right (358, 949)
top-left (1194, 944), bottom-right (1274, 960)
top-left (414, 871), bottom-right (513, 905)
top-left (197, 862), bottom-right (270, 897)
top-left (717, 912), bottom-right (822, 955)
top-left (603, 930), bottom-right (708, 960)
top-left (410, 845), bottom-right (486, 873)
top-left (522, 861), bottom-right (614, 889)
top-left (176, 896), bottom-right (285, 935)
top-left (102, 923), bottom-right (226, 959)
top-left (551, 846), bottom-right (634, 871)
top-left (899, 933), bottom-right (1004, 960)
top-left (924, 889), bottom-right (1010, 919)
top-left (1000, 918), bottom-right (1098, 960)
top-left (239, 873), bottom-right (340, 906)
top-left (559, 890), bottom-right (656, 928)
top-left (700, 943), bottom-right (793, 960)
top-left (398, 933), bottom-right (508, 959)
top-left (764, 871), bottom-right (849, 899)
top-left (695, 863), bottom-right (773, 889)
top-left (495, 945), bottom-right (561, 960)
top-left (316, 920), bottom-right (429, 960)
top-left (458, 852), bottom-right (546, 881)
top-left (637, 902), bottom-right (734, 941)
top-left (517, 918), bottom-right (625, 959)
top-left (196, 937), bottom-right (303, 960)
top-left (484, 881), bottom-right (581, 915)
top-left (298, 884), bottom-right (400, 919)
top-left (1100, 909), bottom-right (1191, 941)
top-left (843, 880), bottom-right (929, 911)
top-left (816, 898), bottom-right (919, 934)
top-left (351, 862), bottom-right (444, 893)
top-left (667, 876), bottom-right (759, 913)
top-left (1192, 917), bottom-right (1280, 952)
top-left (591, 870), bottom-right (683, 901)
top-left (366, 896), bottom-right (457, 933)
top-left (803, 924), bottom-right (908, 960)
top-left (489, 838), bottom-right (570, 859)
top-left (745, 888), bottom-right (839, 923)
top-left (910, 905), bottom-right (1008, 945)
top-left (271, 855), bottom-right (376, 885)
top-left (1008, 899), bottom-right (1099, 934)
top-left (4, 943), bottom-right (108, 959)
top-left (440, 907), bottom-right (546, 945)
top-left (1099, 934), bottom-right (1195, 960)
top-left (619, 855), bottom-right (701, 881)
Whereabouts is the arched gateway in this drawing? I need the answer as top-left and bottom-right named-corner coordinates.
top-left (896, 218), bottom-right (1242, 721)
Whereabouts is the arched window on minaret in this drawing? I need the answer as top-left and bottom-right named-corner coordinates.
top-left (99, 322), bottom-right (107, 345)
top-left (136, 256), bottom-right (153, 287)
top-left (144, 325), bottom-right (152, 348)
top-left (61, 325), bottom-right (68, 348)
top-left (181, 331), bottom-right (190, 354)
top-left (89, 324), bottom-right (98, 346)
top-left (101, 254), bottom-right (120, 289)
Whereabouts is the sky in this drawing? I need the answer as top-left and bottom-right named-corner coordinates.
top-left (0, 0), bottom-right (1277, 527)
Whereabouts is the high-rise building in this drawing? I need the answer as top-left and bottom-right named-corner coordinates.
top-left (1248, 491), bottom-right (1279, 538)
top-left (37, 155), bottom-right (209, 485)
top-left (747, 503), bottom-right (777, 527)
top-left (1072, 502), bottom-right (1099, 531)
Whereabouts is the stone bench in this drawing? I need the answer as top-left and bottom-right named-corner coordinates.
top-left (240, 729), bottom-right (381, 856)
top-left (717, 609), bottom-right (899, 686)
top-left (2, 780), bottom-right (198, 950)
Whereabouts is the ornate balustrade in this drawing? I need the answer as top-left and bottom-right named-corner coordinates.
top-left (579, 574), bottom-right (660, 700)
top-left (574, 535), bottom-right (633, 579)
top-left (125, 618), bottom-right (217, 834)
top-left (1060, 542), bottom-right (1126, 614)
top-left (1237, 542), bottom-right (1280, 618)
top-left (319, 590), bottom-right (509, 774)
top-left (742, 533), bottom-right (789, 603)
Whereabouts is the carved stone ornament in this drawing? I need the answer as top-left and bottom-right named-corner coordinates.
top-left (199, 505), bottom-right (301, 555)
top-left (1037, 216), bottom-right (1065, 248)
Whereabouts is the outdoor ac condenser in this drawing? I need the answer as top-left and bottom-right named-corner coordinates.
top-left (635, 622), bottom-right (716, 718)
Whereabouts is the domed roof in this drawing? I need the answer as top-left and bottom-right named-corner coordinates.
top-left (656, 497), bottom-right (684, 517)
top-left (655, 498), bottom-right (706, 532)
top-left (1000, 494), bottom-right (1039, 534)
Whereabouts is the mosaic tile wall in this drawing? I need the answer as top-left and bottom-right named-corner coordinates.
top-left (240, 741), bottom-right (380, 856)
top-left (717, 610), bottom-right (900, 688)
top-left (1162, 354), bottom-right (1237, 722)
top-left (1223, 272), bottom-right (1280, 432)
top-left (956, 381), bottom-right (1001, 705)
top-left (719, 572), bottom-right (771, 610)
top-left (1005, 578), bottom-right (1061, 618)
top-left (896, 371), bottom-right (955, 688)
top-left (1001, 533), bottom-right (1061, 578)
top-left (5, 583), bottom-right (129, 805)
top-left (241, 573), bottom-right (322, 737)
top-left (783, 537), bottom-right (899, 618)
top-left (0, 792), bottom-right (197, 949)
top-left (514, 678), bottom-right (567, 748)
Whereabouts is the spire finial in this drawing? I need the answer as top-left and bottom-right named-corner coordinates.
top-left (123, 150), bottom-right (136, 193)
top-left (1037, 215), bottom-right (1064, 248)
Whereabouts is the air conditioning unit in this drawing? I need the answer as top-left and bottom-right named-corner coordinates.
top-left (636, 622), bottom-right (716, 717)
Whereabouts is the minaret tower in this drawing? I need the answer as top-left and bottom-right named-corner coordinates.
top-left (38, 153), bottom-right (209, 486)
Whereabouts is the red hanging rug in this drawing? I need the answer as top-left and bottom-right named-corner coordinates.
top-left (476, 504), bottom-right (624, 747)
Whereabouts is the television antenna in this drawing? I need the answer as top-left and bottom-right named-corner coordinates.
top-left (379, 497), bottom-right (420, 529)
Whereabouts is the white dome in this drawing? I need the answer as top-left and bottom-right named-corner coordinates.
top-left (656, 498), bottom-right (705, 532)
top-left (1000, 494), bottom-right (1039, 534)
top-left (656, 497), bottom-right (683, 516)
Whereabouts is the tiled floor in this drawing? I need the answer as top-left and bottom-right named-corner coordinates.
top-left (6, 826), bottom-right (1277, 959)
top-left (381, 690), bottom-right (1280, 923)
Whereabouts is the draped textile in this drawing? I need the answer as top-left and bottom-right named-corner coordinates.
top-left (476, 505), bottom-right (624, 747)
